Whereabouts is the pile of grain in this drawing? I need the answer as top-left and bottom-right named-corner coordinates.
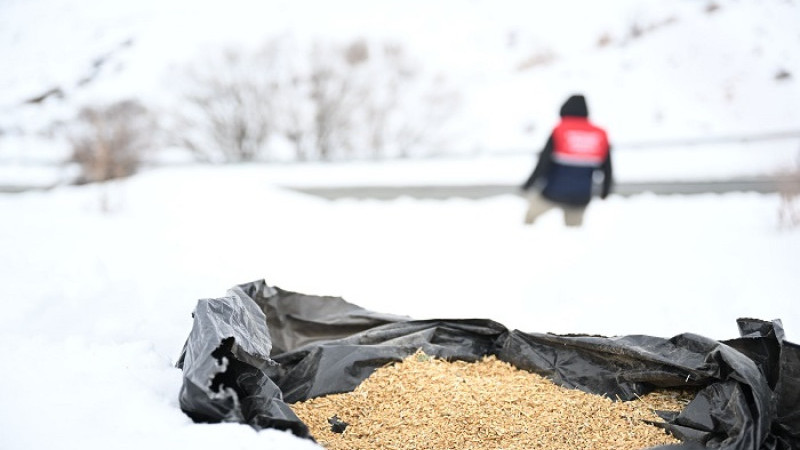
top-left (290, 352), bottom-right (693, 450)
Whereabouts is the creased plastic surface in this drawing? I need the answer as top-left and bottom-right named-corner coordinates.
top-left (175, 283), bottom-right (311, 436)
top-left (176, 279), bottom-right (799, 449)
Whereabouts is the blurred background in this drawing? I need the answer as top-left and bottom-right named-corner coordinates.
top-left (1, 0), bottom-right (799, 188)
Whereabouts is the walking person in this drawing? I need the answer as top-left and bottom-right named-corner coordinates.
top-left (521, 94), bottom-right (613, 227)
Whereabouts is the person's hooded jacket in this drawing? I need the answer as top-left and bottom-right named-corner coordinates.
top-left (522, 95), bottom-right (613, 206)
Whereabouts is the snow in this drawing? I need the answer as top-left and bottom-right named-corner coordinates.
top-left (1, 0), bottom-right (800, 449)
top-left (2, 0), bottom-right (800, 150)
top-left (1, 163), bottom-right (799, 450)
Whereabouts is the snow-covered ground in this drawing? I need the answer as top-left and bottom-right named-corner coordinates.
top-left (2, 139), bottom-right (800, 192)
top-left (1, 1), bottom-right (800, 449)
top-left (1, 161), bottom-right (799, 450)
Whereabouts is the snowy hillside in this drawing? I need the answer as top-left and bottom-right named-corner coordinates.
top-left (1, 0), bottom-right (799, 165)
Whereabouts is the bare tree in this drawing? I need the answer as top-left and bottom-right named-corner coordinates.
top-left (172, 47), bottom-right (277, 163)
top-left (279, 78), bottom-right (314, 161)
top-left (70, 99), bottom-right (154, 184)
top-left (308, 41), bottom-right (362, 160)
top-left (304, 38), bottom-right (461, 160)
top-left (170, 36), bottom-right (462, 163)
top-left (261, 37), bottom-right (316, 161)
top-left (359, 42), bottom-right (407, 158)
top-left (354, 42), bottom-right (460, 159)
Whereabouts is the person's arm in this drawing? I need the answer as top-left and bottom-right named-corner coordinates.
top-left (522, 134), bottom-right (554, 190)
top-left (600, 146), bottom-right (613, 199)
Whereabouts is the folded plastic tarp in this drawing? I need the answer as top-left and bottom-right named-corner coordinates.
top-left (176, 279), bottom-right (800, 449)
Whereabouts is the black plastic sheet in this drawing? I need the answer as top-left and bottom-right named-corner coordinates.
top-left (176, 279), bottom-right (800, 449)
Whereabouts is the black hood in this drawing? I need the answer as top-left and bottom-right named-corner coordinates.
top-left (559, 94), bottom-right (589, 118)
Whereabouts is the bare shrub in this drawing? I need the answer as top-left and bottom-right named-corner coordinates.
top-left (69, 99), bottom-right (154, 184)
top-left (170, 36), bottom-right (461, 162)
top-left (348, 41), bottom-right (411, 158)
top-left (282, 37), bottom-right (453, 161)
top-left (171, 46), bottom-right (278, 163)
top-left (253, 36), bottom-right (315, 161)
top-left (276, 75), bottom-right (314, 161)
top-left (308, 41), bottom-right (362, 160)
top-left (346, 40), bottom-right (461, 159)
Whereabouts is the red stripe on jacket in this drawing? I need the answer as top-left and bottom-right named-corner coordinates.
top-left (552, 117), bottom-right (609, 166)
